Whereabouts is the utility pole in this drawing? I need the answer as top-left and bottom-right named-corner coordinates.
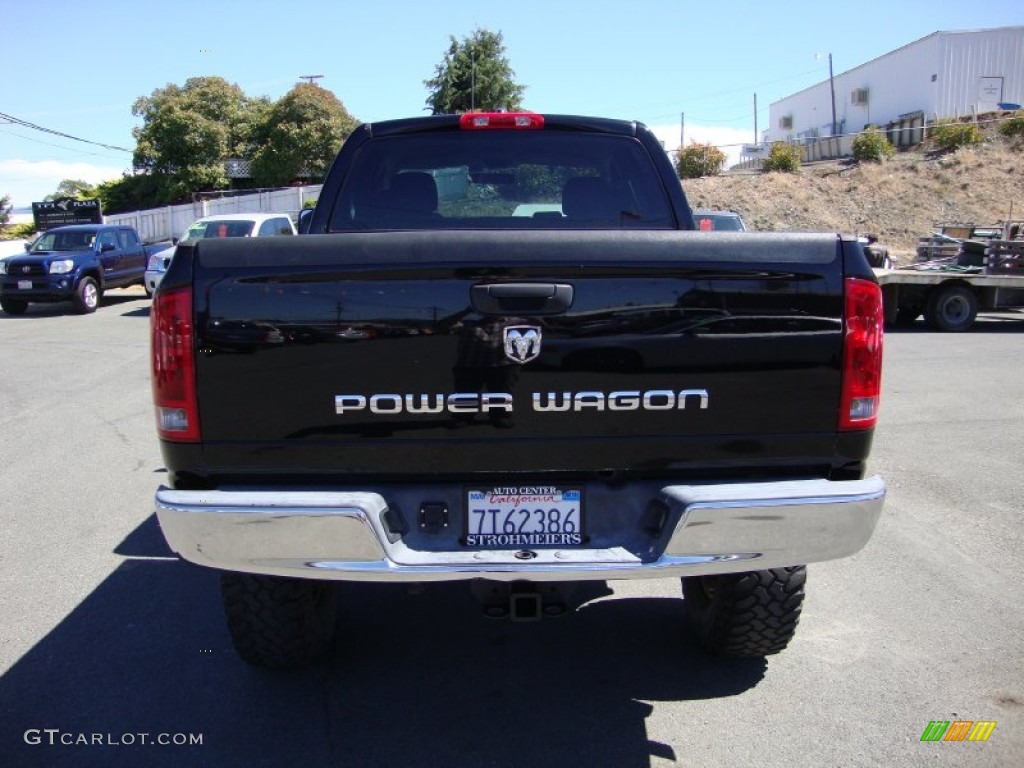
top-left (300, 74), bottom-right (324, 86)
top-left (754, 94), bottom-right (758, 144)
top-left (680, 112), bottom-right (685, 148)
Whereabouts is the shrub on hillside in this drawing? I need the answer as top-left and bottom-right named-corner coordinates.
top-left (929, 119), bottom-right (983, 151)
top-left (0, 222), bottom-right (36, 241)
top-left (852, 126), bottom-right (895, 162)
top-left (675, 142), bottom-right (727, 179)
top-left (998, 111), bottom-right (1024, 139)
top-left (762, 142), bottom-right (802, 173)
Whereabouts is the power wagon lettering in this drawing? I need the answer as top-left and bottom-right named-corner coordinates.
top-left (334, 389), bottom-right (710, 415)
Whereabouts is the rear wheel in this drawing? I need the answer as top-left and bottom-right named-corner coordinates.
top-left (1, 297), bottom-right (28, 315)
top-left (925, 284), bottom-right (977, 332)
top-left (221, 573), bottom-right (338, 668)
top-left (682, 566), bottom-right (806, 657)
top-left (74, 277), bottom-right (101, 314)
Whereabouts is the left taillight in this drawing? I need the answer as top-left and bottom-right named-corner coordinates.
top-left (839, 277), bottom-right (884, 431)
top-left (151, 286), bottom-right (199, 442)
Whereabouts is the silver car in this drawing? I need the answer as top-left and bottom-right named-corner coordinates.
top-left (145, 213), bottom-right (297, 296)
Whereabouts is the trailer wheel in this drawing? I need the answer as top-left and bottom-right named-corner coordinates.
top-left (221, 573), bottom-right (338, 668)
top-left (925, 284), bottom-right (977, 332)
top-left (682, 566), bottom-right (805, 657)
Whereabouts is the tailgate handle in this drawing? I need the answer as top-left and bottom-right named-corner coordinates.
top-left (471, 283), bottom-right (574, 315)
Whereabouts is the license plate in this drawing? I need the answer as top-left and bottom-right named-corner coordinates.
top-left (18, 280), bottom-right (32, 290)
top-left (464, 486), bottom-right (584, 548)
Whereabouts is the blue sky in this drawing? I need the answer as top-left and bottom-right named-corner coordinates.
top-left (1, 0), bottom-right (1021, 209)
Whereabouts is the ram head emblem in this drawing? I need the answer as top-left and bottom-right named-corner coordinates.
top-left (503, 326), bottom-right (542, 364)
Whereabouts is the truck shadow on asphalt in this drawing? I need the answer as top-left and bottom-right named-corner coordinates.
top-left (0, 514), bottom-right (766, 768)
top-left (886, 312), bottom-right (1024, 334)
top-left (0, 292), bottom-right (148, 319)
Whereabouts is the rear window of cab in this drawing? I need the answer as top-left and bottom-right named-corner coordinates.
top-left (328, 131), bottom-right (675, 231)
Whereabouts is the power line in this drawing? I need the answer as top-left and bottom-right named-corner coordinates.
top-left (0, 127), bottom-right (128, 161)
top-left (677, 112), bottom-right (755, 125)
top-left (0, 110), bottom-right (132, 153)
top-left (633, 65), bottom-right (829, 118)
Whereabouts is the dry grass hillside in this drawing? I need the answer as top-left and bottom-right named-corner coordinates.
top-left (685, 135), bottom-right (1023, 261)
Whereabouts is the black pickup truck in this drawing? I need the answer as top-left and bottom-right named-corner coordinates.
top-left (153, 113), bottom-right (886, 667)
top-left (0, 223), bottom-right (150, 314)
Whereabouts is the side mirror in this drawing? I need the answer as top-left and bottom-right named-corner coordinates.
top-left (172, 237), bottom-right (179, 245)
top-left (297, 208), bottom-right (313, 235)
top-left (100, 242), bottom-right (117, 252)
top-left (24, 242), bottom-right (31, 252)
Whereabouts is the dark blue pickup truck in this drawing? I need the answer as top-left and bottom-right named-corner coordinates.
top-left (0, 223), bottom-right (150, 314)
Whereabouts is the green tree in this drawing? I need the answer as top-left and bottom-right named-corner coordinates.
top-left (998, 111), bottom-right (1024, 138)
top-left (425, 28), bottom-right (526, 114)
top-left (96, 172), bottom-right (178, 215)
top-left (45, 179), bottom-right (97, 201)
top-left (0, 194), bottom-right (11, 228)
top-left (675, 142), bottom-right (727, 179)
top-left (852, 126), bottom-right (895, 163)
top-left (929, 119), bottom-right (983, 151)
top-left (762, 141), bottom-right (802, 173)
top-left (249, 83), bottom-right (358, 187)
top-left (131, 76), bottom-right (260, 201)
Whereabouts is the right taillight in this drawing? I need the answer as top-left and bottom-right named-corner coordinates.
top-left (151, 286), bottom-right (199, 442)
top-left (839, 277), bottom-right (884, 430)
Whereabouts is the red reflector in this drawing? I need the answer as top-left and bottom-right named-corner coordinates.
top-left (151, 286), bottom-right (200, 442)
top-left (459, 112), bottom-right (545, 130)
top-left (839, 277), bottom-right (884, 431)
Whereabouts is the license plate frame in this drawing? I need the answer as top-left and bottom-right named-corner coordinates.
top-left (18, 280), bottom-right (32, 290)
top-left (463, 486), bottom-right (585, 548)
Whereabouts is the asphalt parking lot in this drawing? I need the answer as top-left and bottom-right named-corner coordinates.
top-left (0, 291), bottom-right (1021, 768)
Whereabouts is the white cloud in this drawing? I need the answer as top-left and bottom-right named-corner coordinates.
top-left (647, 123), bottom-right (759, 168)
top-left (0, 159), bottom-right (128, 210)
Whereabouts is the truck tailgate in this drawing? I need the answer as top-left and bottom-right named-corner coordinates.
top-left (187, 230), bottom-right (853, 480)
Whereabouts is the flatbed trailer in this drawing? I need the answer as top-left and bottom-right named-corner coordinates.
top-left (874, 267), bottom-right (1024, 331)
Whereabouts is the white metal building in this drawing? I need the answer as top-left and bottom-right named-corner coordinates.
top-left (766, 27), bottom-right (1024, 146)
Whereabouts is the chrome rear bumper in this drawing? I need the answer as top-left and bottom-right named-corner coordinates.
top-left (155, 477), bottom-right (884, 582)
